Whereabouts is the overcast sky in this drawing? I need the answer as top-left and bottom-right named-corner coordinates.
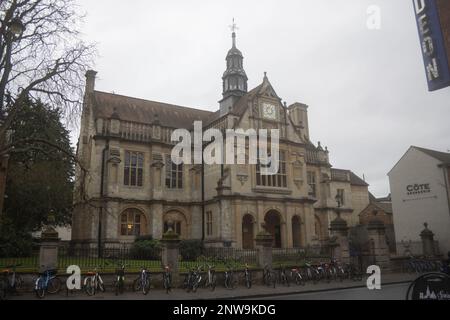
top-left (75, 0), bottom-right (450, 197)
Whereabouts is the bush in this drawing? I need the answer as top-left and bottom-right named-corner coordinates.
top-left (130, 238), bottom-right (161, 260)
top-left (180, 240), bottom-right (204, 261)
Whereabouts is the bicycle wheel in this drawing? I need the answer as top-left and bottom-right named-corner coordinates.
top-left (98, 280), bottom-right (106, 293)
top-left (35, 278), bottom-right (45, 299)
top-left (143, 278), bottom-right (150, 295)
top-left (84, 278), bottom-right (95, 296)
top-left (15, 275), bottom-right (24, 291)
top-left (133, 278), bottom-right (142, 292)
top-left (211, 274), bottom-right (217, 291)
top-left (48, 277), bottom-right (61, 294)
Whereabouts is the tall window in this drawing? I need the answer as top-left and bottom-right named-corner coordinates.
top-left (206, 211), bottom-right (213, 236)
top-left (337, 189), bottom-right (345, 206)
top-left (124, 151), bottom-right (144, 187)
top-left (165, 157), bottom-right (183, 189)
top-left (307, 171), bottom-right (316, 197)
top-left (120, 210), bottom-right (145, 236)
top-left (256, 151), bottom-right (287, 188)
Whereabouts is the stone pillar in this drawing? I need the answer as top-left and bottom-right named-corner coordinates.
top-left (161, 223), bottom-right (181, 286)
top-left (329, 211), bottom-right (350, 264)
top-left (39, 224), bottom-right (60, 273)
top-left (367, 211), bottom-right (390, 270)
top-left (255, 223), bottom-right (274, 269)
top-left (420, 223), bottom-right (436, 257)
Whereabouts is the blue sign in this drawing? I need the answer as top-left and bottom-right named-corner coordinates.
top-left (413, 0), bottom-right (450, 91)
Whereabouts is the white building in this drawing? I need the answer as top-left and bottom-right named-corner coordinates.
top-left (388, 146), bottom-right (450, 256)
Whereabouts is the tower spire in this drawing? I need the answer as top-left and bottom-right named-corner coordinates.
top-left (229, 18), bottom-right (238, 47)
top-left (220, 18), bottom-right (248, 115)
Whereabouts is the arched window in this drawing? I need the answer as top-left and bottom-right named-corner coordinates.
top-left (120, 209), bottom-right (146, 236)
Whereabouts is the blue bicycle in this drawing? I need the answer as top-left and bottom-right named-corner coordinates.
top-left (35, 268), bottom-right (61, 299)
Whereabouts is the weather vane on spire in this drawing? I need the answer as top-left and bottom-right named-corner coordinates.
top-left (229, 18), bottom-right (239, 33)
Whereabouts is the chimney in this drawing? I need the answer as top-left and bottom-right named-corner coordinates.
top-left (85, 70), bottom-right (97, 94)
top-left (288, 102), bottom-right (310, 140)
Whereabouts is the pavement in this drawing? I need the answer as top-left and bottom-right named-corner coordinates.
top-left (7, 272), bottom-right (418, 300)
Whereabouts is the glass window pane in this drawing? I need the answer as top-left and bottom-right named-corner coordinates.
top-left (121, 224), bottom-right (127, 236)
top-left (135, 214), bottom-right (141, 223)
top-left (131, 168), bottom-right (136, 186)
top-left (138, 154), bottom-right (144, 168)
top-left (131, 153), bottom-right (137, 167)
top-left (125, 152), bottom-right (130, 166)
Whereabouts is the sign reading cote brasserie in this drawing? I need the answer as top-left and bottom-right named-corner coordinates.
top-left (413, 0), bottom-right (450, 91)
top-left (406, 183), bottom-right (431, 196)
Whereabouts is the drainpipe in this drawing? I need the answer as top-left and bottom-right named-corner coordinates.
top-left (442, 165), bottom-right (450, 218)
top-left (201, 161), bottom-right (205, 242)
top-left (98, 139), bottom-right (109, 258)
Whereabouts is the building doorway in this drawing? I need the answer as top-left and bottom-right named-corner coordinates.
top-left (265, 211), bottom-right (282, 248)
top-left (242, 214), bottom-right (255, 249)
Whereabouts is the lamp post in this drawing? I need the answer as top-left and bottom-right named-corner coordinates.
top-left (0, 16), bottom-right (24, 221)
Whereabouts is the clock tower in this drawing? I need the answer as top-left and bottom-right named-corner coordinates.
top-left (219, 19), bottom-right (248, 116)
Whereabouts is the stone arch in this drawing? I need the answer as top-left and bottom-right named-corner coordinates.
top-left (163, 209), bottom-right (189, 239)
top-left (264, 210), bottom-right (283, 248)
top-left (119, 208), bottom-right (148, 237)
top-left (292, 215), bottom-right (302, 248)
top-left (242, 214), bottom-right (256, 249)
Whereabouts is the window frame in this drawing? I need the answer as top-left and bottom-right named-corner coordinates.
top-left (307, 171), bottom-right (317, 197)
top-left (256, 150), bottom-right (287, 188)
top-left (124, 151), bottom-right (144, 187)
top-left (165, 156), bottom-right (184, 189)
top-left (120, 210), bottom-right (144, 237)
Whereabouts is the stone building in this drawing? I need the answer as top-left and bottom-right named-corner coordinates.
top-left (71, 30), bottom-right (371, 249)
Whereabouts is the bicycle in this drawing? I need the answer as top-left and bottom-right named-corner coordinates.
top-left (263, 264), bottom-right (276, 288)
top-left (163, 265), bottom-right (172, 294)
top-left (304, 261), bottom-right (319, 284)
top-left (203, 264), bottom-right (217, 291)
top-left (183, 266), bottom-right (202, 293)
top-left (83, 266), bottom-right (106, 296)
top-left (224, 263), bottom-right (236, 290)
top-left (133, 266), bottom-right (151, 295)
top-left (114, 264), bottom-right (126, 296)
top-left (0, 264), bottom-right (23, 300)
top-left (35, 268), bottom-right (61, 299)
top-left (290, 267), bottom-right (305, 286)
top-left (279, 265), bottom-right (290, 287)
top-left (243, 264), bottom-right (252, 289)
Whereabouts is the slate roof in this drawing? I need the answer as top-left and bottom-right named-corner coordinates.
top-left (91, 91), bottom-right (214, 130)
top-left (331, 169), bottom-right (369, 187)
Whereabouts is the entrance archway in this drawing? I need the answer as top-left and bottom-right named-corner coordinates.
top-left (292, 216), bottom-right (301, 248)
top-left (242, 214), bottom-right (255, 249)
top-left (265, 211), bottom-right (282, 248)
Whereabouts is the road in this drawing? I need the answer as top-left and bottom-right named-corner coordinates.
top-left (253, 283), bottom-right (410, 300)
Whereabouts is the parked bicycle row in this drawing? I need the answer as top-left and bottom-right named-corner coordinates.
top-left (1, 259), bottom-right (364, 299)
top-left (403, 257), bottom-right (443, 274)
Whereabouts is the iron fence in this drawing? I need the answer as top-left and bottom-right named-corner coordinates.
top-left (58, 244), bottom-right (163, 272)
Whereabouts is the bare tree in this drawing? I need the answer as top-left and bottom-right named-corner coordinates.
top-left (0, 0), bottom-right (95, 215)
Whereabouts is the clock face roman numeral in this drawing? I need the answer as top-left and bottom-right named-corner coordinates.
top-left (262, 103), bottom-right (277, 120)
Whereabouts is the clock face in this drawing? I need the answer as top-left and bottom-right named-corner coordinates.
top-left (262, 103), bottom-right (277, 120)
